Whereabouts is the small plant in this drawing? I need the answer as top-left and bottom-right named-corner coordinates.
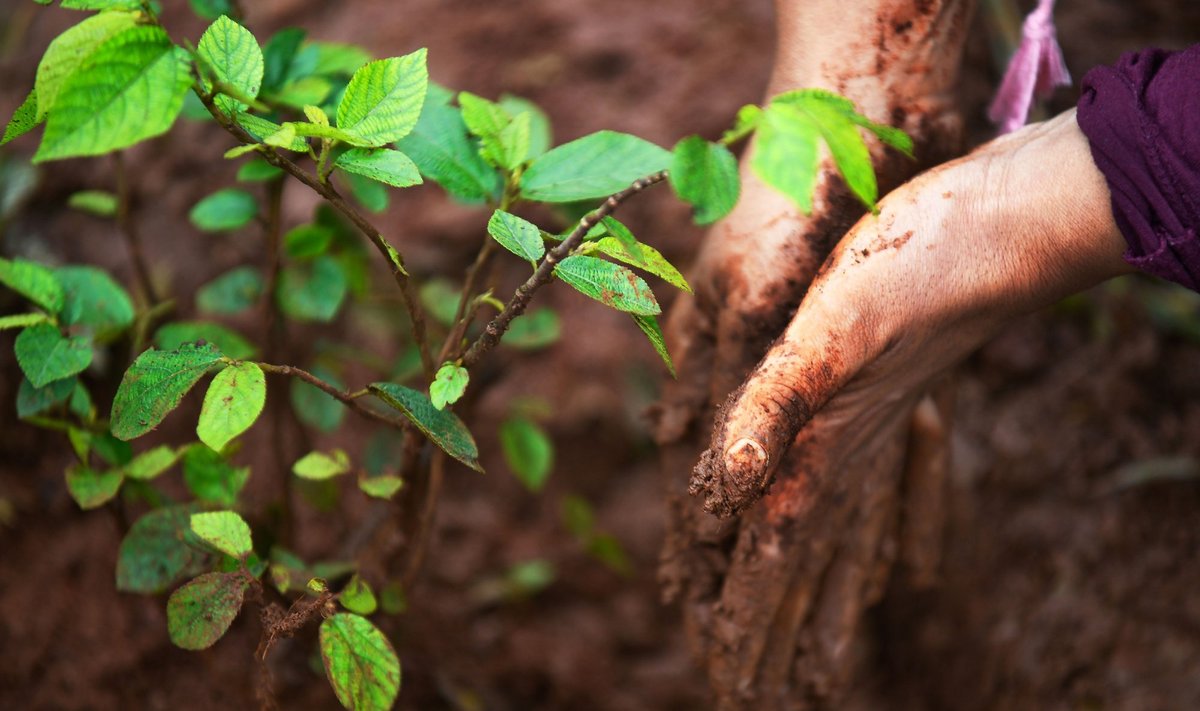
top-left (1, 2), bottom-right (911, 708)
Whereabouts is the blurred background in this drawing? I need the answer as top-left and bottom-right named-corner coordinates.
top-left (1, 0), bottom-right (1199, 709)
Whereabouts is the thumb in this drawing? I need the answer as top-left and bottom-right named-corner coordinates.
top-left (689, 294), bottom-right (871, 517)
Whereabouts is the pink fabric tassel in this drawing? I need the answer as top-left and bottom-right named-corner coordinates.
top-left (988, 0), bottom-right (1072, 134)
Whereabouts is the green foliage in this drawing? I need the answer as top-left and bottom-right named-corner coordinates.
top-left (553, 255), bottom-right (660, 316)
top-left (236, 158), bottom-right (283, 182)
top-left (340, 574), bottom-right (378, 615)
top-left (320, 613), bottom-right (402, 711)
top-left (182, 443), bottom-right (249, 505)
top-left (56, 265), bottom-right (136, 337)
top-left (285, 223), bottom-right (335, 259)
top-left (670, 136), bottom-right (739, 224)
top-left (336, 50), bottom-right (428, 146)
top-left (14, 323), bottom-right (92, 388)
top-left (197, 362), bottom-right (266, 451)
top-left (154, 321), bottom-right (257, 360)
top-left (65, 465), bottom-right (123, 509)
top-left (369, 383), bottom-right (481, 472)
top-left (117, 505), bottom-right (210, 593)
top-left (190, 511), bottom-right (254, 559)
top-left (190, 188), bottom-right (259, 232)
top-left (499, 417), bottom-right (553, 492)
top-left (633, 314), bottom-right (675, 376)
top-left (122, 445), bottom-right (181, 481)
top-left (520, 131), bottom-right (671, 202)
top-left (2, 90), bottom-right (40, 147)
top-left (34, 11), bottom-right (139, 122)
top-left (17, 376), bottom-right (76, 419)
top-left (110, 342), bottom-right (224, 441)
top-left (503, 308), bottom-right (561, 350)
top-left (0, 257), bottom-right (64, 313)
top-left (188, 0), bottom-right (237, 21)
top-left (196, 267), bottom-right (264, 315)
top-left (290, 364), bottom-right (346, 433)
top-left (487, 210), bottom-right (544, 264)
top-left (335, 148), bottom-right (422, 188)
top-left (344, 172), bottom-right (389, 212)
top-left (396, 86), bottom-right (500, 203)
top-left (429, 362), bottom-right (468, 410)
top-left (358, 475), bottom-right (404, 500)
top-left (459, 91), bottom-right (530, 171)
top-left (293, 449), bottom-right (351, 480)
top-left (197, 16), bottom-right (264, 115)
top-left (277, 256), bottom-right (347, 322)
top-left (68, 190), bottom-right (118, 217)
top-left (586, 230), bottom-right (689, 292)
top-left (167, 572), bottom-right (249, 650)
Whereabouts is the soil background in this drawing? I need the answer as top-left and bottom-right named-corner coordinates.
top-left (1, 1), bottom-right (1199, 709)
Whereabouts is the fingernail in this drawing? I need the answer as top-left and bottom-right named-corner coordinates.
top-left (724, 437), bottom-right (770, 485)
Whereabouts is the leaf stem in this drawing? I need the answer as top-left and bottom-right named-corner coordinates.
top-left (257, 363), bottom-right (407, 430)
top-left (460, 170), bottom-right (668, 367)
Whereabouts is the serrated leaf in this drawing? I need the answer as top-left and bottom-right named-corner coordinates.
top-left (358, 475), bottom-right (403, 500)
top-left (234, 112), bottom-right (309, 151)
top-left (335, 148), bottom-right (422, 188)
top-left (65, 464), bottom-right (122, 509)
top-left (310, 42), bottom-right (372, 76)
top-left (503, 308), bottom-right (561, 350)
top-left (154, 321), bottom-right (257, 360)
top-left (723, 104), bottom-right (763, 144)
top-left (190, 188), bottom-right (258, 232)
top-left (520, 131), bottom-right (670, 203)
top-left (68, 190), bottom-right (118, 217)
top-left (190, 511), bottom-right (253, 558)
top-left (490, 111), bottom-right (531, 171)
top-left (167, 572), bottom-right (248, 650)
top-left (487, 210), bottom-right (544, 263)
top-left (34, 11), bottom-right (139, 121)
top-left (320, 613), bottom-right (401, 711)
top-left (498, 94), bottom-right (551, 161)
top-left (261, 28), bottom-right (306, 94)
top-left (369, 382), bottom-right (481, 472)
top-left (396, 86), bottom-right (500, 202)
top-left (290, 364), bottom-right (346, 433)
top-left (56, 265), bottom-right (135, 336)
top-left (273, 77), bottom-right (333, 110)
top-left (122, 445), bottom-right (180, 481)
top-left (499, 417), bottom-right (553, 492)
top-left (340, 574), bottom-right (378, 615)
top-left (772, 91), bottom-right (876, 209)
top-left (750, 102), bottom-right (821, 214)
top-left (587, 233), bottom-right (689, 293)
top-left (0, 257), bottom-right (64, 313)
top-left (196, 266), bottom-right (264, 315)
top-left (182, 443), bottom-right (249, 505)
top-left (110, 342), bottom-right (224, 441)
top-left (774, 88), bottom-right (914, 157)
top-left (293, 449), bottom-right (351, 480)
top-left (553, 255), bottom-right (660, 316)
top-left (284, 223), bottom-right (334, 259)
top-left (16, 376), bottom-right (75, 419)
top-left (197, 362), bottom-right (265, 452)
top-left (277, 256), bottom-right (347, 323)
top-left (197, 15), bottom-right (264, 115)
top-left (632, 313), bottom-right (675, 376)
top-left (2, 90), bottom-right (41, 147)
top-left (458, 91), bottom-right (509, 139)
top-left (117, 505), bottom-right (210, 593)
top-left (236, 158), bottom-right (283, 182)
top-left (337, 50), bottom-right (428, 146)
top-left (669, 136), bottom-right (739, 225)
top-left (15, 323), bottom-right (92, 388)
top-left (35, 26), bottom-right (191, 162)
top-left (345, 172), bottom-right (389, 213)
top-left (429, 362), bottom-right (468, 410)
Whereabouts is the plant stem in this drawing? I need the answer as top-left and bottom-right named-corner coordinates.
top-left (113, 152), bottom-right (162, 305)
top-left (257, 363), bottom-right (407, 430)
top-left (461, 170), bottom-right (668, 367)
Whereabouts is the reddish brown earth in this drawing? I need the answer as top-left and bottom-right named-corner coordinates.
top-left (1, 0), bottom-right (1199, 709)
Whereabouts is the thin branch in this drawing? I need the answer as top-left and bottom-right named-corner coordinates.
top-left (195, 89), bottom-right (436, 380)
top-left (113, 152), bottom-right (162, 304)
top-left (438, 239), bottom-right (498, 363)
top-left (461, 170), bottom-right (668, 367)
top-left (258, 363), bottom-right (408, 430)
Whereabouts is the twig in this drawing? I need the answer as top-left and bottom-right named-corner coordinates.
top-left (259, 180), bottom-right (292, 542)
top-left (113, 152), bottom-right (162, 305)
top-left (439, 239), bottom-right (499, 363)
top-left (257, 363), bottom-right (408, 431)
top-left (195, 89), bottom-right (436, 380)
top-left (461, 170), bottom-right (668, 367)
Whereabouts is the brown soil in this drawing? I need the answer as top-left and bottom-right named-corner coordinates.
top-left (1, 0), bottom-right (1199, 709)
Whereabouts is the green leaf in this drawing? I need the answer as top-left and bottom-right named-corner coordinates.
top-left (418, 278), bottom-right (461, 326)
top-left (340, 574), bottom-right (378, 615)
top-left (336, 50), bottom-right (428, 146)
top-left (187, 0), bottom-right (236, 21)
top-left (117, 505), bottom-right (210, 593)
top-left (35, 26), bottom-right (191, 162)
top-left (290, 364), bottom-right (346, 433)
top-left (167, 572), bottom-right (248, 650)
top-left (273, 77), bottom-right (333, 110)
top-left (458, 91), bottom-right (510, 139)
top-left (499, 417), bottom-right (553, 492)
top-left (487, 210), bottom-right (544, 263)
top-left (197, 361), bottom-right (266, 451)
top-left (490, 111), bottom-right (531, 171)
top-left (190, 511), bottom-right (253, 559)
top-left (458, 91), bottom-right (528, 170)
top-left (69, 380), bottom-right (94, 420)
top-left (14, 323), bottom-right (93, 388)
top-left (284, 223), bottom-right (334, 260)
top-left (110, 342), bottom-right (224, 441)
top-left (65, 464), bottom-right (122, 509)
top-left (122, 445), bottom-right (181, 481)
top-left (154, 321), bottom-right (257, 360)
top-left (498, 94), bottom-right (551, 161)
top-left (395, 87), bottom-right (500, 203)
top-left (553, 255), bottom-right (660, 316)
top-left (520, 131), bottom-right (670, 203)
top-left (310, 42), bottom-right (372, 76)
top-left (293, 449), bottom-right (351, 480)
top-left (68, 190), bottom-right (118, 217)
top-left (723, 104), bottom-right (764, 144)
top-left (774, 88), bottom-right (914, 157)
top-left (60, 0), bottom-right (143, 9)
top-left (34, 11), bottom-right (139, 121)
top-left (344, 172), bottom-right (389, 213)
top-left (234, 112), bottom-right (309, 151)
top-left (358, 475), bottom-right (403, 500)
top-left (0, 257), bottom-right (64, 313)
top-left (261, 28), bottom-right (306, 94)
top-left (197, 15), bottom-right (265, 115)
top-left (236, 158), bottom-right (283, 182)
top-left (771, 91), bottom-right (876, 209)
top-left (503, 308), bottom-right (561, 350)
top-left (429, 362), bottom-right (468, 410)
top-left (190, 188), bottom-right (258, 231)
top-left (669, 136), bottom-right (739, 225)
top-left (277, 256), bottom-right (347, 323)
top-left (320, 613), bottom-right (401, 711)
top-left (2, 90), bottom-right (41, 147)
top-left (369, 383), bottom-right (481, 472)
top-left (335, 148), bottom-right (422, 188)
top-left (16, 376), bottom-right (75, 418)
top-left (751, 102), bottom-right (821, 213)
top-left (182, 443), bottom-right (249, 505)
top-left (56, 265), bottom-right (135, 336)
top-left (379, 581), bottom-right (407, 615)
top-left (91, 429), bottom-right (132, 466)
top-left (632, 314), bottom-right (675, 377)
top-left (196, 266), bottom-right (264, 315)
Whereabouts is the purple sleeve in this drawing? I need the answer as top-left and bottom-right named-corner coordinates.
top-left (1076, 45), bottom-right (1200, 290)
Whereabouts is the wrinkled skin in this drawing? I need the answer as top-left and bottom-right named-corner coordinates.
top-left (649, 1), bottom-right (1125, 708)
